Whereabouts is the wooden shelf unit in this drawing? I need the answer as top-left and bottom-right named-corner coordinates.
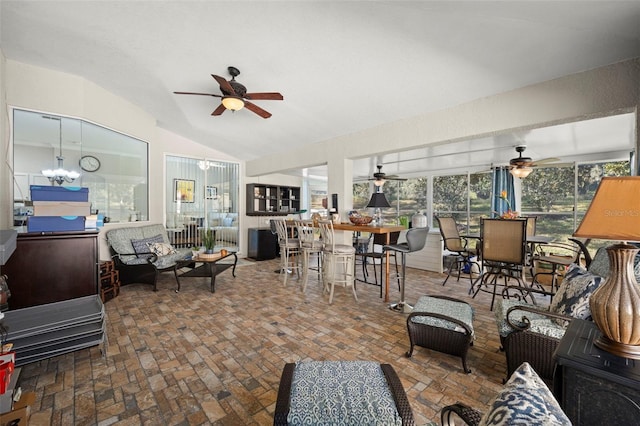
top-left (246, 184), bottom-right (300, 216)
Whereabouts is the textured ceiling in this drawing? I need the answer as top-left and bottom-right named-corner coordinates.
top-left (2, 1), bottom-right (640, 170)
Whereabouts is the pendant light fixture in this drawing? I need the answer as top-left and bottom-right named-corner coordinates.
top-left (41, 116), bottom-right (80, 185)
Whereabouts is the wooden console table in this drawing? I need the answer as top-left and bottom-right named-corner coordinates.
top-left (554, 318), bottom-right (640, 425)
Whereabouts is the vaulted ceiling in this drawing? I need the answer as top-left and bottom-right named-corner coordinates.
top-left (2, 1), bottom-right (640, 178)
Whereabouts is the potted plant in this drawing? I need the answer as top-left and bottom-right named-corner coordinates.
top-left (190, 246), bottom-right (200, 258)
top-left (202, 229), bottom-right (216, 254)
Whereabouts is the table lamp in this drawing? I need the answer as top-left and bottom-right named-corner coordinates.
top-left (367, 189), bottom-right (391, 226)
top-left (573, 176), bottom-right (640, 358)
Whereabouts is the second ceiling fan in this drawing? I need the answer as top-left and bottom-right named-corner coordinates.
top-left (368, 165), bottom-right (407, 186)
top-left (509, 145), bottom-right (559, 178)
top-left (174, 66), bottom-right (283, 119)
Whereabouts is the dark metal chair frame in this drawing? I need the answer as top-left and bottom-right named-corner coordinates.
top-left (472, 218), bottom-right (527, 311)
top-left (436, 216), bottom-right (480, 292)
top-left (356, 232), bottom-right (401, 297)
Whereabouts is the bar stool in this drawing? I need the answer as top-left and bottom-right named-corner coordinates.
top-left (384, 226), bottom-right (429, 313)
top-left (294, 219), bottom-right (323, 292)
top-left (318, 220), bottom-right (357, 304)
top-left (274, 219), bottom-right (302, 286)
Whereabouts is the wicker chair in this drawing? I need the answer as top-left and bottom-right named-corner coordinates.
top-left (496, 297), bottom-right (573, 387)
top-left (495, 262), bottom-right (603, 386)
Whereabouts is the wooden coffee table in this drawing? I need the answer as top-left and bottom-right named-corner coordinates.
top-left (174, 251), bottom-right (237, 293)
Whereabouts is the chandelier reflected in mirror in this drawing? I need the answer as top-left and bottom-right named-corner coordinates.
top-left (41, 116), bottom-right (80, 185)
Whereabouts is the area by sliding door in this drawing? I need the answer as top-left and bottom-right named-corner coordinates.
top-left (165, 155), bottom-right (239, 250)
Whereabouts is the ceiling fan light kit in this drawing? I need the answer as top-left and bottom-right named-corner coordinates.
top-left (507, 145), bottom-right (558, 178)
top-left (174, 66), bottom-right (283, 118)
top-left (510, 166), bottom-right (533, 178)
top-left (221, 96), bottom-right (245, 111)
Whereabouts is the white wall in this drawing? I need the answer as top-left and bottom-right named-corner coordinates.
top-left (0, 50), bottom-right (9, 230)
top-left (0, 60), bottom-right (243, 259)
top-left (247, 59), bottom-right (640, 185)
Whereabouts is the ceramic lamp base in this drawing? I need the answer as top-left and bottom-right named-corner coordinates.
top-left (595, 334), bottom-right (640, 359)
top-left (589, 243), bottom-right (640, 358)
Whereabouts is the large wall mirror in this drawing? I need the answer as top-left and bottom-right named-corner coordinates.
top-left (12, 109), bottom-right (149, 225)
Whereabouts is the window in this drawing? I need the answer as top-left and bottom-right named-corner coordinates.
top-left (12, 109), bottom-right (148, 224)
top-left (433, 172), bottom-right (491, 234)
top-left (520, 161), bottom-right (630, 245)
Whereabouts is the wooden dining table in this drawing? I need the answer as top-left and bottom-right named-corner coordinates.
top-left (331, 223), bottom-right (406, 303)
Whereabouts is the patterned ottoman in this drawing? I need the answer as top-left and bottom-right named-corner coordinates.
top-left (273, 360), bottom-right (415, 425)
top-left (406, 295), bottom-right (475, 373)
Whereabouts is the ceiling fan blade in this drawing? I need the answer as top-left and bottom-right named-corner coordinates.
top-left (244, 101), bottom-right (272, 119)
top-left (245, 92), bottom-right (284, 101)
top-left (388, 177), bottom-right (408, 181)
top-left (211, 104), bottom-right (226, 116)
top-left (212, 74), bottom-right (237, 96)
top-left (531, 157), bottom-right (561, 166)
top-left (174, 91), bottom-right (222, 97)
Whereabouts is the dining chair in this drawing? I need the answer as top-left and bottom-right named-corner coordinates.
top-left (294, 219), bottom-right (323, 292)
top-left (530, 237), bottom-right (592, 295)
top-left (385, 226), bottom-right (429, 313)
top-left (318, 220), bottom-right (357, 304)
top-left (436, 216), bottom-right (480, 292)
top-left (472, 218), bottom-right (527, 311)
top-left (273, 219), bottom-right (302, 286)
top-left (355, 232), bottom-right (401, 297)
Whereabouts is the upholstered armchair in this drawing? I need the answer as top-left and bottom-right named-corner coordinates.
top-left (494, 263), bottom-right (604, 386)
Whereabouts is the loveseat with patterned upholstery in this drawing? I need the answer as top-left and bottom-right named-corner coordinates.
top-left (106, 224), bottom-right (191, 291)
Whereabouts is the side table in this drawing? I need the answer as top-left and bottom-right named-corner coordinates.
top-left (554, 318), bottom-right (640, 425)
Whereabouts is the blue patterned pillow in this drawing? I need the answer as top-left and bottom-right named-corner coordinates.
top-left (480, 362), bottom-right (570, 425)
top-left (549, 264), bottom-right (603, 325)
top-left (131, 234), bottom-right (163, 258)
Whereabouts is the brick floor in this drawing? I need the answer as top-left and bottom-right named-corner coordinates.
top-left (18, 257), bottom-right (515, 425)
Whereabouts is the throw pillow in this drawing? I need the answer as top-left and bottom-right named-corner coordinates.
top-left (131, 234), bottom-right (164, 258)
top-left (222, 217), bottom-right (234, 227)
top-left (479, 362), bottom-right (570, 426)
top-left (147, 242), bottom-right (177, 256)
top-left (549, 263), bottom-right (603, 325)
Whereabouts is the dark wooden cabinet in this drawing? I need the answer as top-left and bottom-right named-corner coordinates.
top-left (554, 319), bottom-right (640, 425)
top-left (246, 184), bottom-right (300, 216)
top-left (2, 231), bottom-right (99, 309)
top-left (248, 228), bottom-right (278, 260)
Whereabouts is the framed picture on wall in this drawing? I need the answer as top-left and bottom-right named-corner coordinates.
top-left (205, 185), bottom-right (217, 200)
top-left (174, 179), bottom-right (195, 203)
